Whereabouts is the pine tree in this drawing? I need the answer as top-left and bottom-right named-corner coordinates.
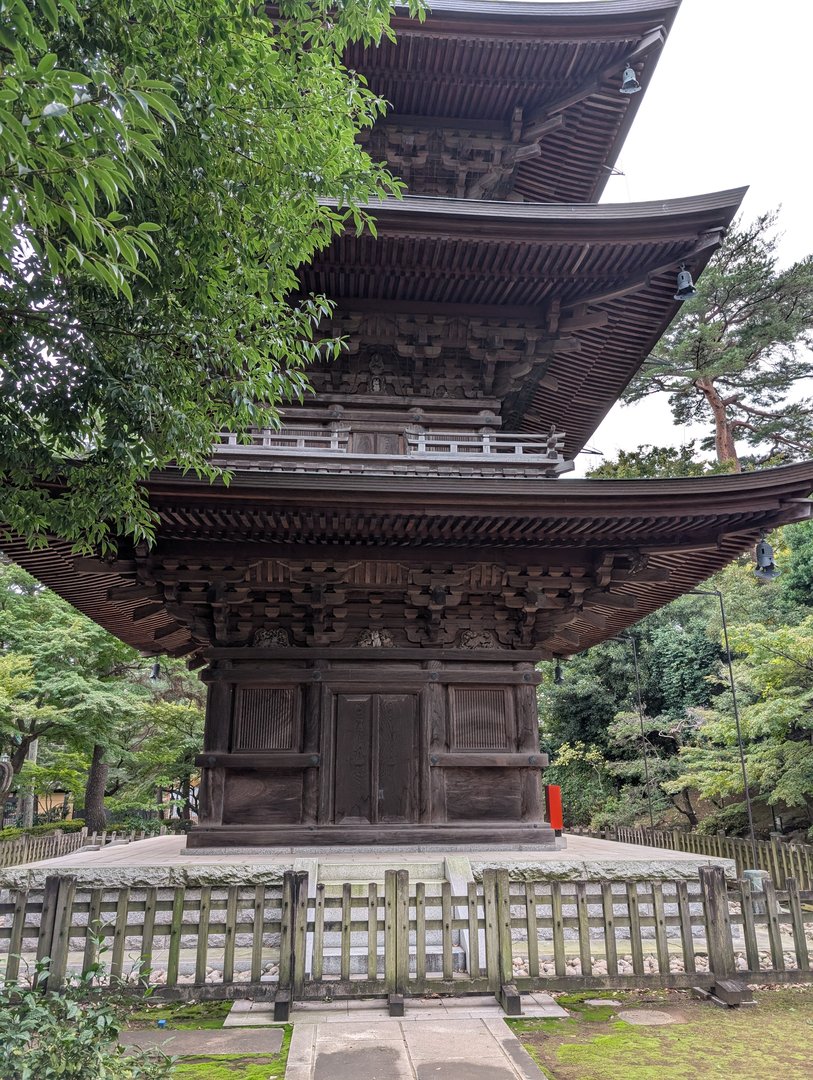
top-left (623, 212), bottom-right (813, 471)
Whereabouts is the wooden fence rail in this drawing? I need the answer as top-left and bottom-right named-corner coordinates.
top-left (0, 828), bottom-right (151, 869)
top-left (571, 825), bottom-right (813, 890)
top-left (1, 867), bottom-right (811, 1013)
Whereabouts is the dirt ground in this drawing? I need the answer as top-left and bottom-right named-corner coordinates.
top-left (508, 986), bottom-right (813, 1080)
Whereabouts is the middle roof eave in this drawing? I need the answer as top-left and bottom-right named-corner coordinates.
top-left (325, 189), bottom-right (747, 240)
top-left (306, 189), bottom-right (747, 454)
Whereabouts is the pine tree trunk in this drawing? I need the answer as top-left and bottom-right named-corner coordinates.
top-left (695, 377), bottom-right (740, 470)
top-left (83, 743), bottom-right (109, 832)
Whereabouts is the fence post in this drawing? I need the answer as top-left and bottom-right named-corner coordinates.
top-left (384, 868), bottom-right (408, 1016)
top-left (48, 875), bottom-right (77, 990)
top-left (495, 869), bottom-right (521, 1015)
top-left (292, 871), bottom-right (309, 1001)
top-left (699, 866), bottom-right (735, 980)
top-left (394, 869), bottom-right (409, 1015)
top-left (275, 871), bottom-right (295, 1021)
top-left (33, 875), bottom-right (78, 990)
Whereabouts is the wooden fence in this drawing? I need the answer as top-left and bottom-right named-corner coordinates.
top-left (1, 867), bottom-right (811, 1014)
top-left (0, 828), bottom-right (151, 869)
top-left (572, 825), bottom-right (813, 890)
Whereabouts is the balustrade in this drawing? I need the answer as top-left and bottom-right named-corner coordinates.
top-left (217, 424), bottom-right (569, 475)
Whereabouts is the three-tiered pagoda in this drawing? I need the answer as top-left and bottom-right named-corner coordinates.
top-left (7, 1), bottom-right (813, 849)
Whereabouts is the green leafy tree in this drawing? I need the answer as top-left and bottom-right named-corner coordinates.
top-left (623, 212), bottom-right (813, 470)
top-left (587, 442), bottom-right (721, 479)
top-left (671, 616), bottom-right (813, 836)
top-left (782, 521), bottom-right (813, 610)
top-left (0, 560), bottom-right (206, 827)
top-left (1, 0), bottom-right (424, 550)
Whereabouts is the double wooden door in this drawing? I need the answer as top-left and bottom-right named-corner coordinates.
top-left (334, 693), bottom-right (418, 824)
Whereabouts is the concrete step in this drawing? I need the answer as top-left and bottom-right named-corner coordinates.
top-left (314, 859), bottom-right (446, 885)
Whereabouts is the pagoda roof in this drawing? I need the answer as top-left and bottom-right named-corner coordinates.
top-left (306, 187), bottom-right (746, 457)
top-left (5, 461), bottom-right (811, 660)
top-left (347, 0), bottom-right (682, 202)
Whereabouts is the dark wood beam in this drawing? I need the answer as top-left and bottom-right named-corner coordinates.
top-left (522, 25), bottom-right (666, 140)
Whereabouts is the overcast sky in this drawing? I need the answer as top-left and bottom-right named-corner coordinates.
top-left (549, 0), bottom-right (813, 474)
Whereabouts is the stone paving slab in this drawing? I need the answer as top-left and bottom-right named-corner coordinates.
top-left (119, 1028), bottom-right (283, 1054)
top-left (285, 1017), bottom-right (547, 1080)
top-left (224, 993), bottom-right (567, 1027)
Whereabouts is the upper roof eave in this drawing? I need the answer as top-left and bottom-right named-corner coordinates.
top-left (338, 188), bottom-right (747, 235)
top-left (392, 1), bottom-right (682, 30)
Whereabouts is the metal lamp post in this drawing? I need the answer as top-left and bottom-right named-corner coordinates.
top-left (690, 588), bottom-right (759, 869)
top-left (613, 635), bottom-right (657, 832)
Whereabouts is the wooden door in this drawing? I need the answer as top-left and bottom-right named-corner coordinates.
top-left (334, 693), bottom-right (418, 824)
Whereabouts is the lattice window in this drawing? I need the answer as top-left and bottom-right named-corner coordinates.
top-left (233, 688), bottom-right (297, 751)
top-left (450, 688), bottom-right (510, 750)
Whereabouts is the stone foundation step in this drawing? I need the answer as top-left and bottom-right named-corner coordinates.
top-left (312, 859), bottom-right (447, 885)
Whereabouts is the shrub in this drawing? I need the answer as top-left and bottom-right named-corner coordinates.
top-left (0, 965), bottom-right (172, 1080)
top-left (0, 820), bottom-right (85, 843)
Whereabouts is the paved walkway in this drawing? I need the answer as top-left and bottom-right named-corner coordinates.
top-left (286, 1012), bottom-right (550, 1080)
top-left (21, 831), bottom-right (730, 872)
top-left (121, 997), bottom-right (564, 1078)
top-left (287, 1017), bottom-right (543, 1080)
top-left (258, 996), bottom-right (562, 1079)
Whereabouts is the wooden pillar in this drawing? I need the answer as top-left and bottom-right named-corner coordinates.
top-left (197, 669), bottom-right (232, 827)
top-left (515, 670), bottom-right (542, 822)
top-left (425, 661), bottom-right (447, 824)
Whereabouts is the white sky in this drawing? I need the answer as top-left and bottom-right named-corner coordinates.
top-left (543, 0), bottom-right (813, 474)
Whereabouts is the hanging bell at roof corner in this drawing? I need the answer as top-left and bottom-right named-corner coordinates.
top-left (754, 538), bottom-right (781, 582)
top-left (674, 265), bottom-right (698, 301)
top-left (619, 64), bottom-right (642, 95)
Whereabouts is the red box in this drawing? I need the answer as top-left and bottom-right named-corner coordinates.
top-left (545, 785), bottom-right (563, 835)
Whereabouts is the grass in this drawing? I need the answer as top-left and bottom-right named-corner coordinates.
top-left (507, 987), bottom-right (813, 1080)
top-left (126, 1000), bottom-right (233, 1029)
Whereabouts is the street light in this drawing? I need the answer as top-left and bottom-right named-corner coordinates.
top-left (613, 635), bottom-right (657, 832)
top-left (690, 588), bottom-right (759, 869)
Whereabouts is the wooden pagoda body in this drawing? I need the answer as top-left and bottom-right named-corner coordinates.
top-left (6, 1), bottom-right (813, 849)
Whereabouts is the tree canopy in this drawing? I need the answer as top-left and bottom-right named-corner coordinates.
top-left (622, 213), bottom-right (813, 471)
top-left (1, 0), bottom-right (423, 551)
top-left (541, 538), bottom-right (813, 839)
top-left (0, 558), bottom-right (204, 828)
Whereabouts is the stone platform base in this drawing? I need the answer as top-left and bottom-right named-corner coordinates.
top-left (186, 822), bottom-right (558, 850)
top-left (2, 833), bottom-right (736, 889)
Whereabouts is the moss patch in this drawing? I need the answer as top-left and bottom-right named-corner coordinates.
top-left (170, 1023), bottom-right (292, 1079)
top-left (510, 987), bottom-right (813, 1080)
top-left (126, 1000), bottom-right (233, 1029)
top-left (172, 1055), bottom-right (282, 1079)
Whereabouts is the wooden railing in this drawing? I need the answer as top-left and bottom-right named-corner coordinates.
top-left (0, 828), bottom-right (151, 869)
top-left (570, 825), bottom-right (813, 890)
top-left (216, 425), bottom-right (569, 475)
top-left (405, 428), bottom-right (565, 460)
top-left (2, 867), bottom-right (811, 1011)
top-left (218, 426), bottom-right (351, 453)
